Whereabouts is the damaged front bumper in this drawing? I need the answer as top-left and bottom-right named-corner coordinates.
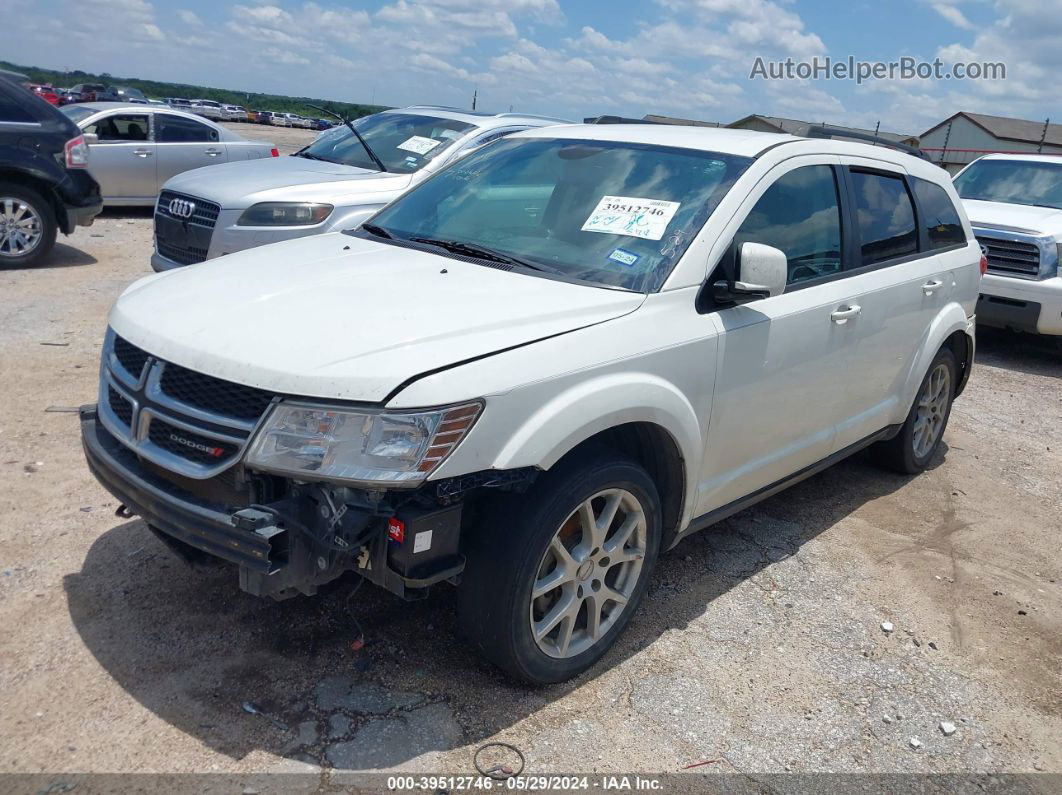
top-left (80, 404), bottom-right (467, 600)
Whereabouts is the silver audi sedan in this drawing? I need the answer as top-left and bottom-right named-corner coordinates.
top-left (59, 103), bottom-right (278, 206)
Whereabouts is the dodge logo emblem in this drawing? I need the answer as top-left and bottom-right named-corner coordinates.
top-left (168, 198), bottom-right (196, 219)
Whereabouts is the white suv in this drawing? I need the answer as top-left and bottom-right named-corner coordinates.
top-left (82, 125), bottom-right (980, 683)
top-left (954, 154), bottom-right (1062, 336)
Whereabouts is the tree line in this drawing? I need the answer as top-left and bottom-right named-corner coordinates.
top-left (2, 60), bottom-right (390, 120)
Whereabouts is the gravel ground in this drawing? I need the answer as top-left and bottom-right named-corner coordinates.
top-left (0, 157), bottom-right (1059, 788)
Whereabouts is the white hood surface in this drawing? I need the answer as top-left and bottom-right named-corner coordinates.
top-left (110, 234), bottom-right (644, 403)
top-left (963, 198), bottom-right (1062, 236)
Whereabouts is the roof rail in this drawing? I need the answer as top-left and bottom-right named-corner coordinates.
top-left (585, 115), bottom-right (664, 125)
top-left (494, 112), bottom-right (572, 123)
top-left (805, 124), bottom-right (929, 160)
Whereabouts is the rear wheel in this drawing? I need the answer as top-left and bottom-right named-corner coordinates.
top-left (0, 183), bottom-right (57, 268)
top-left (457, 452), bottom-right (661, 684)
top-left (871, 347), bottom-right (957, 474)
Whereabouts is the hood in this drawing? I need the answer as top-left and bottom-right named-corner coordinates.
top-left (962, 198), bottom-right (1062, 237)
top-left (163, 156), bottom-right (415, 210)
top-left (110, 234), bottom-right (644, 403)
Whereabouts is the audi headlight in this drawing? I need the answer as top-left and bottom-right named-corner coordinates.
top-left (236, 202), bottom-right (333, 226)
top-left (245, 401), bottom-right (482, 485)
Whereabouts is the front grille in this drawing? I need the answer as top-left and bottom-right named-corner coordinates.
top-left (157, 240), bottom-right (209, 266)
top-left (160, 362), bottom-right (275, 422)
top-left (113, 335), bottom-right (149, 380)
top-left (976, 235), bottom-right (1041, 276)
top-left (107, 385), bottom-right (133, 427)
top-left (99, 333), bottom-right (278, 478)
top-left (147, 419), bottom-right (240, 466)
top-left (156, 190), bottom-right (221, 228)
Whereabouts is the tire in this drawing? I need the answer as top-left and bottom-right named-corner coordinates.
top-left (871, 347), bottom-right (958, 474)
top-left (0, 182), bottom-right (57, 268)
top-left (457, 451), bottom-right (662, 684)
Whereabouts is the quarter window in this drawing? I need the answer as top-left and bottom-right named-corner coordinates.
top-left (0, 89), bottom-right (36, 124)
top-left (157, 114), bottom-right (219, 143)
top-left (912, 178), bottom-right (965, 249)
top-left (849, 170), bottom-right (917, 265)
top-left (734, 165), bottom-right (843, 285)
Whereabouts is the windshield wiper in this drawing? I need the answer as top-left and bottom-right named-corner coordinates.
top-left (296, 151), bottom-right (335, 163)
top-left (408, 236), bottom-right (546, 270)
top-left (307, 102), bottom-right (387, 173)
top-left (361, 223), bottom-right (393, 239)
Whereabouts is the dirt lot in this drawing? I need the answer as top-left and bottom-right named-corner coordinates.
top-left (0, 136), bottom-right (1059, 788)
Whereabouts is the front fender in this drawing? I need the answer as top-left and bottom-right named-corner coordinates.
top-left (899, 301), bottom-right (974, 416)
top-left (324, 204), bottom-right (385, 234)
top-left (491, 373), bottom-right (704, 517)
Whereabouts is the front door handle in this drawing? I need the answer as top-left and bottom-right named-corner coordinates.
top-left (133, 148), bottom-right (151, 157)
top-left (830, 304), bottom-right (861, 324)
top-left (922, 279), bottom-right (944, 295)
top-left (204, 148), bottom-right (222, 157)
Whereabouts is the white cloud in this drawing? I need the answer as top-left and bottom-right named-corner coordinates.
top-left (177, 8), bottom-right (202, 26)
top-left (930, 3), bottom-right (973, 30)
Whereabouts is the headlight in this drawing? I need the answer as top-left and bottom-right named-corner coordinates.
top-left (236, 202), bottom-right (333, 226)
top-left (245, 401), bottom-right (482, 485)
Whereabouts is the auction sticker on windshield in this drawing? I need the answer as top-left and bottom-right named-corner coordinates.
top-left (582, 196), bottom-right (681, 241)
top-left (397, 136), bottom-right (442, 155)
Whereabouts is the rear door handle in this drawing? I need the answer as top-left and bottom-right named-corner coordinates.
top-left (204, 148), bottom-right (222, 157)
top-left (830, 304), bottom-right (861, 324)
top-left (133, 148), bottom-right (151, 157)
top-left (922, 279), bottom-right (944, 295)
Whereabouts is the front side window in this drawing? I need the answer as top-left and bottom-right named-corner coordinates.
top-left (912, 178), bottom-right (965, 249)
top-left (363, 137), bottom-right (752, 292)
top-left (297, 112), bottom-right (476, 174)
top-left (953, 158), bottom-right (1062, 210)
top-left (86, 113), bottom-right (150, 142)
top-left (733, 165), bottom-right (843, 285)
top-left (157, 114), bottom-right (219, 143)
top-left (849, 170), bottom-right (917, 266)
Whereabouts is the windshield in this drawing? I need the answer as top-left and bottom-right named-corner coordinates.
top-left (954, 159), bottom-right (1062, 210)
top-left (60, 105), bottom-right (97, 125)
top-left (298, 112), bottom-right (475, 174)
top-left (361, 137), bottom-right (752, 292)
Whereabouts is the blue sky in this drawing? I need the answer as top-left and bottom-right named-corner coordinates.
top-left (0, 0), bottom-right (1054, 135)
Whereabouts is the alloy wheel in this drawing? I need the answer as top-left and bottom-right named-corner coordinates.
top-left (912, 362), bottom-right (951, 459)
top-left (529, 488), bottom-right (647, 659)
top-left (0, 198), bottom-right (44, 259)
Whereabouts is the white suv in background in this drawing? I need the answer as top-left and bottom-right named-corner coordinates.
top-left (954, 153), bottom-right (1062, 336)
top-left (150, 106), bottom-right (570, 270)
top-left (83, 125), bottom-right (980, 683)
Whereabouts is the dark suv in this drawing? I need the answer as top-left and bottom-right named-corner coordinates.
top-left (0, 77), bottom-right (102, 266)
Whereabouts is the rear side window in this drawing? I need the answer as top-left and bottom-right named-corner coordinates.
top-left (849, 170), bottom-right (917, 266)
top-left (0, 88), bottom-right (37, 124)
top-left (912, 178), bottom-right (965, 249)
top-left (157, 114), bottom-right (219, 143)
top-left (733, 165), bottom-right (843, 285)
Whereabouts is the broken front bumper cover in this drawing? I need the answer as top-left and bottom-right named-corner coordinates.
top-left (79, 404), bottom-right (463, 598)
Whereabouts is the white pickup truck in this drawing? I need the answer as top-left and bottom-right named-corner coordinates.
top-left (954, 153), bottom-right (1062, 336)
top-left (81, 124), bottom-right (980, 683)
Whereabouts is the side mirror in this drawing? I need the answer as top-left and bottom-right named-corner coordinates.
top-left (82, 132), bottom-right (99, 145)
top-left (712, 242), bottom-right (787, 305)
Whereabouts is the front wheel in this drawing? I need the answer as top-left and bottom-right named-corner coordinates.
top-left (457, 452), bottom-right (662, 684)
top-left (871, 347), bottom-right (958, 474)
